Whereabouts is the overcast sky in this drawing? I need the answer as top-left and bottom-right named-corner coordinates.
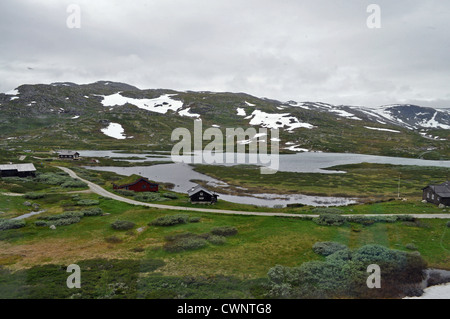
top-left (1, 0), bottom-right (449, 108)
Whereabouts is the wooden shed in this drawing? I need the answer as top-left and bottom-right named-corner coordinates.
top-left (422, 181), bottom-right (450, 206)
top-left (113, 177), bottom-right (159, 192)
top-left (187, 185), bottom-right (218, 204)
top-left (58, 150), bottom-right (80, 160)
top-left (0, 163), bottom-right (36, 178)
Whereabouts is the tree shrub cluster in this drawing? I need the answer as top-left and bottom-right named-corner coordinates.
top-left (149, 214), bottom-right (190, 226)
top-left (35, 208), bottom-right (103, 227)
top-left (114, 189), bottom-right (178, 202)
top-left (34, 172), bottom-right (87, 188)
top-left (76, 199), bottom-right (100, 206)
top-left (267, 243), bottom-right (427, 299)
top-left (111, 220), bottom-right (136, 230)
top-left (163, 226), bottom-right (238, 252)
top-left (0, 219), bottom-right (26, 231)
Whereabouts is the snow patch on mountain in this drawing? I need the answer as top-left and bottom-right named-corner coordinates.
top-left (364, 126), bottom-right (400, 133)
top-left (101, 122), bottom-right (127, 139)
top-left (237, 108), bottom-right (246, 116)
top-left (101, 93), bottom-right (183, 114)
top-left (178, 108), bottom-right (200, 118)
top-left (247, 110), bottom-right (314, 131)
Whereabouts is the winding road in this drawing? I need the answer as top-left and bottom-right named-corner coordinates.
top-left (57, 166), bottom-right (450, 219)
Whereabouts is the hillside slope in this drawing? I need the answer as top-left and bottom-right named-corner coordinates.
top-left (0, 81), bottom-right (448, 159)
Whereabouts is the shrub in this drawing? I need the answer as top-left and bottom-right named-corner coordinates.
top-left (313, 214), bottom-right (346, 226)
top-left (397, 215), bottom-right (416, 222)
top-left (207, 235), bottom-right (227, 245)
top-left (81, 207), bottom-right (103, 217)
top-left (267, 243), bottom-right (428, 299)
top-left (111, 220), bottom-right (135, 230)
top-left (163, 233), bottom-right (208, 252)
top-left (135, 193), bottom-right (167, 202)
top-left (0, 219), bottom-right (26, 231)
top-left (35, 220), bottom-right (48, 227)
top-left (188, 217), bottom-right (201, 223)
top-left (312, 242), bottom-right (347, 256)
top-left (115, 189), bottom-right (135, 197)
top-left (41, 211), bottom-right (84, 221)
top-left (76, 199), bottom-right (100, 206)
top-left (61, 180), bottom-right (87, 188)
top-left (150, 214), bottom-right (190, 227)
top-left (24, 192), bottom-right (46, 200)
top-left (210, 226), bottom-right (238, 237)
top-left (162, 193), bottom-right (178, 200)
top-left (447, 221), bottom-right (450, 228)
top-left (49, 217), bottom-right (81, 227)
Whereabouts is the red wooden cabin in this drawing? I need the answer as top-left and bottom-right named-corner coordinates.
top-left (113, 177), bottom-right (159, 192)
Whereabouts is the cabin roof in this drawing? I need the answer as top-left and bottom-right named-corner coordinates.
top-left (425, 181), bottom-right (450, 198)
top-left (115, 177), bottom-right (158, 188)
top-left (58, 150), bottom-right (79, 156)
top-left (187, 185), bottom-right (217, 196)
top-left (0, 163), bottom-right (36, 172)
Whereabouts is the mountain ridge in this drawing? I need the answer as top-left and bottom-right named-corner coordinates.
top-left (0, 81), bottom-right (449, 159)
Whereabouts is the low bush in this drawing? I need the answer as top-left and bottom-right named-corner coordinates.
top-left (188, 217), bottom-right (201, 223)
top-left (35, 220), bottom-right (48, 227)
top-left (81, 207), bottom-right (103, 217)
top-left (24, 192), bottom-right (46, 200)
top-left (135, 193), bottom-right (168, 202)
top-left (313, 214), bottom-right (346, 226)
top-left (61, 180), bottom-right (87, 188)
top-left (210, 226), bottom-right (238, 237)
top-left (447, 221), bottom-right (450, 228)
top-left (312, 242), bottom-right (347, 256)
top-left (207, 235), bottom-right (227, 245)
top-left (267, 243), bottom-right (428, 299)
top-left (397, 215), bottom-right (416, 222)
top-left (40, 211), bottom-right (84, 221)
top-left (0, 219), bottom-right (26, 231)
top-left (163, 233), bottom-right (208, 252)
top-left (150, 214), bottom-right (189, 227)
top-left (162, 193), bottom-right (178, 200)
top-left (49, 217), bottom-right (81, 227)
top-left (111, 220), bottom-right (136, 230)
top-left (76, 199), bottom-right (100, 206)
top-left (114, 189), bottom-right (135, 197)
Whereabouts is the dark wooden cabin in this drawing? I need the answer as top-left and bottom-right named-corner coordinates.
top-left (187, 185), bottom-right (218, 204)
top-left (58, 151), bottom-right (80, 160)
top-left (422, 181), bottom-right (450, 206)
top-left (113, 177), bottom-right (159, 192)
top-left (0, 163), bottom-right (36, 178)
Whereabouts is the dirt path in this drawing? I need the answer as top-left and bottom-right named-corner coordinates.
top-left (57, 166), bottom-right (450, 219)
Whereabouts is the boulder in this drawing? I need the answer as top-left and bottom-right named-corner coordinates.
top-left (49, 225), bottom-right (56, 230)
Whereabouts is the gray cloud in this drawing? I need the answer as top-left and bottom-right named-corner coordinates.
top-left (1, 0), bottom-right (449, 108)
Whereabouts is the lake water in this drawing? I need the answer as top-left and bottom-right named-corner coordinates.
top-left (80, 150), bottom-right (449, 207)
